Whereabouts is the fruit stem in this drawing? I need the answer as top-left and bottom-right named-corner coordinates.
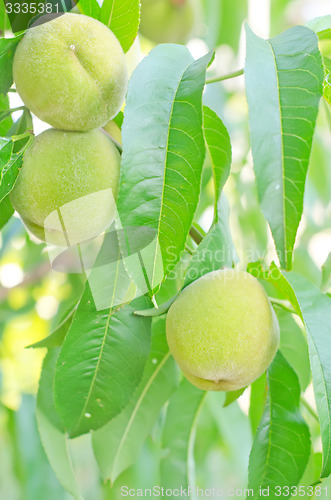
top-left (300, 396), bottom-right (319, 422)
top-left (189, 226), bottom-right (205, 245)
top-left (206, 68), bottom-right (244, 85)
top-left (8, 88), bottom-right (17, 93)
top-left (269, 297), bottom-right (297, 315)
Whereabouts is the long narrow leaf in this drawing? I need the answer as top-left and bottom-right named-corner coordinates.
top-left (284, 273), bottom-right (331, 478)
top-left (184, 195), bottom-right (237, 287)
top-left (92, 318), bottom-right (178, 483)
top-left (99, 0), bottom-right (140, 53)
top-left (248, 262), bottom-right (331, 478)
top-left (117, 45), bottom-right (213, 292)
top-left (54, 288), bottom-right (152, 437)
top-left (76, 0), bottom-right (101, 19)
top-left (0, 35), bottom-right (23, 95)
top-left (160, 379), bottom-right (206, 490)
top-left (37, 349), bottom-right (83, 500)
top-left (248, 352), bottom-right (310, 495)
top-left (203, 105), bottom-right (231, 217)
top-left (245, 25), bottom-right (324, 269)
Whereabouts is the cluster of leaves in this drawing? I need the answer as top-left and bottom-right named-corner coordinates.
top-left (1, 0), bottom-right (331, 498)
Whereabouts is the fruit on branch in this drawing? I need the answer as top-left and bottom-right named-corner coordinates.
top-left (13, 13), bottom-right (128, 131)
top-left (10, 129), bottom-right (121, 247)
top-left (166, 269), bottom-right (279, 391)
top-left (139, 0), bottom-right (196, 44)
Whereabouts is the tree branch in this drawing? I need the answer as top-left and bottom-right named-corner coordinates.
top-left (189, 226), bottom-right (205, 245)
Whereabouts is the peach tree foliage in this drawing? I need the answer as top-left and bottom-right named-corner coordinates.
top-left (0, 0), bottom-right (331, 498)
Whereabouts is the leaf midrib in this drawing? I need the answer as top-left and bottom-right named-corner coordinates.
top-left (266, 39), bottom-right (287, 267)
top-left (150, 61), bottom-right (193, 288)
top-left (74, 248), bottom-right (122, 432)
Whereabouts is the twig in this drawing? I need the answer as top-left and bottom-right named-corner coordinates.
top-left (189, 226), bottom-right (205, 245)
top-left (206, 68), bottom-right (244, 85)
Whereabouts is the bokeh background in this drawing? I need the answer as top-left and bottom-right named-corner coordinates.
top-left (1, 0), bottom-right (331, 498)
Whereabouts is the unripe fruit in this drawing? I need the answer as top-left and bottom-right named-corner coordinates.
top-left (10, 129), bottom-right (121, 247)
top-left (166, 269), bottom-right (280, 391)
top-left (13, 13), bottom-right (128, 131)
top-left (139, 0), bottom-right (195, 44)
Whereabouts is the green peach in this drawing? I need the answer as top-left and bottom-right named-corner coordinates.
top-left (166, 269), bottom-right (280, 391)
top-left (10, 128), bottom-right (120, 247)
top-left (13, 13), bottom-right (128, 131)
top-left (139, 0), bottom-right (196, 44)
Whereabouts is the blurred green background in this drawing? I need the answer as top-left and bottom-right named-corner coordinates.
top-left (1, 0), bottom-right (331, 498)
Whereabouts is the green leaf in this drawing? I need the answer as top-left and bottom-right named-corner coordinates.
top-left (184, 195), bottom-right (237, 287)
top-left (7, 109), bottom-right (33, 152)
top-left (0, 1), bottom-right (10, 33)
top-left (83, 226), bottom-right (138, 310)
top-left (247, 261), bottom-right (301, 314)
top-left (300, 451), bottom-right (323, 487)
top-left (280, 319), bottom-right (311, 392)
top-left (0, 149), bottom-right (23, 202)
top-left (76, 0), bottom-right (101, 19)
top-left (306, 15), bottom-right (331, 40)
top-left (224, 388), bottom-right (246, 408)
top-left (248, 352), bottom-right (311, 495)
top-left (6, 395), bottom-right (67, 500)
top-left (0, 94), bottom-right (13, 135)
top-left (0, 139), bottom-right (15, 228)
top-left (296, 15), bottom-right (331, 107)
top-left (249, 373), bottom-right (267, 435)
top-left (0, 35), bottom-right (23, 95)
top-left (323, 57), bottom-right (331, 105)
top-left (203, 105), bottom-right (231, 217)
top-left (54, 288), bottom-right (152, 437)
top-left (92, 318), bottom-right (179, 483)
top-left (204, 0), bottom-right (247, 53)
top-left (99, 0), bottom-right (140, 53)
top-left (134, 295), bottom-right (177, 317)
top-left (113, 110), bottom-right (124, 129)
top-left (245, 25), bottom-right (324, 270)
top-left (160, 379), bottom-right (206, 490)
top-left (0, 138), bottom-right (18, 225)
top-left (278, 309), bottom-right (311, 392)
top-left (28, 307), bottom-right (76, 349)
top-left (0, 137), bottom-right (13, 166)
top-left (37, 349), bottom-right (83, 500)
top-left (0, 195), bottom-right (14, 229)
top-left (321, 252), bottom-right (331, 292)
top-left (117, 45), bottom-right (213, 291)
top-left (0, 135), bottom-right (33, 206)
top-left (248, 262), bottom-right (331, 478)
top-left (284, 273), bottom-right (331, 478)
